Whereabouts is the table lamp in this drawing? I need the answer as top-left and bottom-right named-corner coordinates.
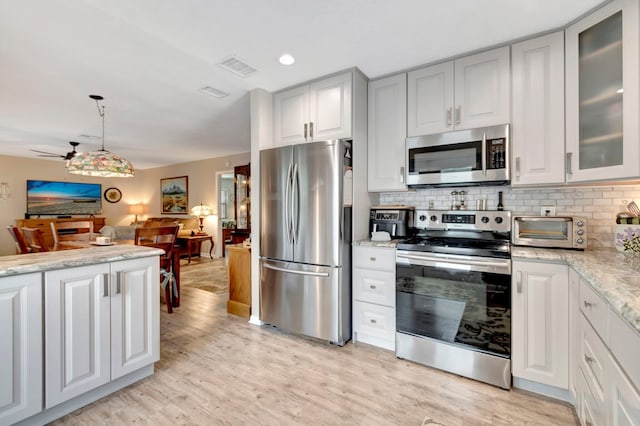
top-left (129, 204), bottom-right (145, 224)
top-left (191, 203), bottom-right (214, 235)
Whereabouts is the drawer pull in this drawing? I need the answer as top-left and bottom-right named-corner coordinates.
top-left (369, 285), bottom-right (377, 290)
top-left (370, 319), bottom-right (377, 324)
top-left (584, 354), bottom-right (594, 364)
top-left (370, 257), bottom-right (376, 261)
top-left (583, 300), bottom-right (594, 308)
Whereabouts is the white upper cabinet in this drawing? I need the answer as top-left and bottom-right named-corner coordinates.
top-left (273, 72), bottom-right (352, 146)
top-left (407, 62), bottom-right (454, 136)
top-left (565, 0), bottom-right (640, 182)
top-left (511, 32), bottom-right (566, 186)
top-left (368, 74), bottom-right (407, 192)
top-left (408, 46), bottom-right (510, 137)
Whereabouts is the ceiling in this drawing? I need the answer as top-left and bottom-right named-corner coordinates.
top-left (0, 0), bottom-right (606, 170)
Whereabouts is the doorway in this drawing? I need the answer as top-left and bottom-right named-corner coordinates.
top-left (217, 170), bottom-right (235, 257)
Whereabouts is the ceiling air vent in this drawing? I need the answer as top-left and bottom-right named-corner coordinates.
top-left (199, 86), bottom-right (230, 98)
top-left (218, 55), bottom-right (257, 78)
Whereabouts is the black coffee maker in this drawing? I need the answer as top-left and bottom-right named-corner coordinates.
top-left (369, 206), bottom-right (414, 238)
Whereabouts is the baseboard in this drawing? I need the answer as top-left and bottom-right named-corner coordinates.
top-left (512, 377), bottom-right (571, 403)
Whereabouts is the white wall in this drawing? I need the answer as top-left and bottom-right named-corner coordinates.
top-left (1, 152), bottom-right (250, 256)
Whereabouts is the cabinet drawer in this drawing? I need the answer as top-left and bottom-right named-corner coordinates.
top-left (609, 310), bottom-right (640, 392)
top-left (579, 279), bottom-right (609, 341)
top-left (353, 246), bottom-right (395, 271)
top-left (353, 301), bottom-right (395, 351)
top-left (579, 314), bottom-right (608, 406)
top-left (353, 268), bottom-right (395, 306)
top-left (578, 367), bottom-right (606, 426)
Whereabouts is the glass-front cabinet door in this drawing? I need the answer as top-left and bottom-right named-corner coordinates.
top-left (234, 164), bottom-right (250, 233)
top-left (566, 0), bottom-right (639, 182)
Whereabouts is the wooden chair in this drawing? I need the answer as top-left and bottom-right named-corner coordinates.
top-left (7, 225), bottom-right (30, 254)
top-left (21, 227), bottom-right (50, 252)
top-left (50, 221), bottom-right (94, 246)
top-left (135, 225), bottom-right (180, 313)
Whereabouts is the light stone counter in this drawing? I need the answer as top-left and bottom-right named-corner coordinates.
top-left (353, 239), bottom-right (402, 248)
top-left (352, 241), bottom-right (640, 334)
top-left (513, 247), bottom-right (640, 335)
top-left (0, 245), bottom-right (164, 277)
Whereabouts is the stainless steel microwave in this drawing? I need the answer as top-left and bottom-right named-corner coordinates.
top-left (406, 124), bottom-right (510, 187)
top-left (512, 216), bottom-right (587, 250)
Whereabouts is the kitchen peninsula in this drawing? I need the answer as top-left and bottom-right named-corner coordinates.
top-left (0, 245), bottom-right (163, 425)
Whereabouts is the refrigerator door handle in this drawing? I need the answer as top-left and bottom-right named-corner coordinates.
top-left (285, 163), bottom-right (293, 243)
top-left (292, 162), bottom-right (300, 243)
top-left (263, 262), bottom-right (330, 278)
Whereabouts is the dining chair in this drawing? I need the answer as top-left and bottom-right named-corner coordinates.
top-left (135, 225), bottom-right (180, 313)
top-left (50, 221), bottom-right (94, 246)
top-left (7, 225), bottom-right (30, 254)
top-left (21, 227), bottom-right (50, 252)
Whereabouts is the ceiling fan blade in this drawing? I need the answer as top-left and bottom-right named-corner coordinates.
top-left (30, 149), bottom-right (64, 156)
top-left (36, 154), bottom-right (66, 158)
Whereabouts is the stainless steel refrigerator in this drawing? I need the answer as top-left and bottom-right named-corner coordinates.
top-left (260, 139), bottom-right (352, 346)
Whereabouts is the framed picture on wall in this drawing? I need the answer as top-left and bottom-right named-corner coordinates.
top-left (161, 176), bottom-right (188, 214)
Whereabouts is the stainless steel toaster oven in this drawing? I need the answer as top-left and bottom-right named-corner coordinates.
top-left (512, 216), bottom-right (587, 249)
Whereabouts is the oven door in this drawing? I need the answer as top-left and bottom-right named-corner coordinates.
top-left (395, 251), bottom-right (511, 358)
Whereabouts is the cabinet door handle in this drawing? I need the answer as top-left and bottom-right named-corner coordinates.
top-left (515, 157), bottom-right (521, 179)
top-left (370, 257), bottom-right (376, 261)
top-left (400, 166), bottom-right (405, 183)
top-left (583, 300), bottom-right (593, 308)
top-left (566, 152), bottom-right (573, 177)
top-left (369, 284), bottom-right (377, 290)
top-left (455, 106), bottom-right (461, 125)
top-left (303, 123), bottom-right (308, 140)
top-left (103, 274), bottom-right (109, 298)
top-left (516, 271), bottom-right (522, 293)
top-left (584, 354), bottom-right (594, 364)
top-left (116, 271), bottom-right (123, 295)
top-left (309, 121), bottom-right (313, 139)
top-left (370, 319), bottom-right (377, 324)
top-left (446, 107), bottom-right (452, 126)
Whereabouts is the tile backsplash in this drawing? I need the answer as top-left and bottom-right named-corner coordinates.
top-left (379, 185), bottom-right (640, 248)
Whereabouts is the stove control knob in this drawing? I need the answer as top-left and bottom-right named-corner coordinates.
top-left (494, 216), bottom-right (503, 224)
top-left (481, 216), bottom-right (490, 224)
top-left (576, 220), bottom-right (584, 227)
top-left (419, 214), bottom-right (427, 222)
top-left (576, 238), bottom-right (584, 245)
top-left (430, 215), bottom-right (437, 222)
top-left (576, 229), bottom-right (585, 236)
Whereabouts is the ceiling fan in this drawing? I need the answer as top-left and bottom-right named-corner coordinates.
top-left (30, 141), bottom-right (80, 160)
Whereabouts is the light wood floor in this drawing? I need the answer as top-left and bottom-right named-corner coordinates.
top-left (53, 287), bottom-right (579, 425)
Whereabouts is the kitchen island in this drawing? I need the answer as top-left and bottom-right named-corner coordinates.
top-left (0, 245), bottom-right (163, 425)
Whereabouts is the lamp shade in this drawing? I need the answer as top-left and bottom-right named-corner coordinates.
top-left (191, 203), bottom-right (214, 217)
top-left (129, 204), bottom-right (145, 215)
top-left (67, 150), bottom-right (135, 178)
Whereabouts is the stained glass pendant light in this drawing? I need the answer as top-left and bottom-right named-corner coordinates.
top-left (67, 95), bottom-right (135, 177)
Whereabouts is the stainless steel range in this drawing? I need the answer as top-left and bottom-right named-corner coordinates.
top-left (395, 210), bottom-right (512, 389)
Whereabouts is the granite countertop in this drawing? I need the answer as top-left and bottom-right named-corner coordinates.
top-left (353, 240), bottom-right (640, 335)
top-left (353, 239), bottom-right (402, 248)
top-left (0, 245), bottom-right (164, 277)
top-left (513, 247), bottom-right (640, 335)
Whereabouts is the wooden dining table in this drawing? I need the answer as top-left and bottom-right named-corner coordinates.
top-left (53, 239), bottom-right (181, 307)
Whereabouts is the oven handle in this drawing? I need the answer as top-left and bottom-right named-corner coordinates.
top-left (396, 252), bottom-right (511, 275)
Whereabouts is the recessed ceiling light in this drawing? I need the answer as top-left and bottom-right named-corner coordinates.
top-left (199, 86), bottom-right (230, 98)
top-left (279, 54), bottom-right (295, 65)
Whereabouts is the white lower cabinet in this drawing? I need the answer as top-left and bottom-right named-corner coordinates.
top-left (512, 260), bottom-right (569, 389)
top-left (569, 268), bottom-right (581, 404)
top-left (352, 246), bottom-right (396, 350)
top-left (0, 273), bottom-right (42, 425)
top-left (45, 257), bottom-right (159, 408)
top-left (574, 277), bottom-right (640, 426)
